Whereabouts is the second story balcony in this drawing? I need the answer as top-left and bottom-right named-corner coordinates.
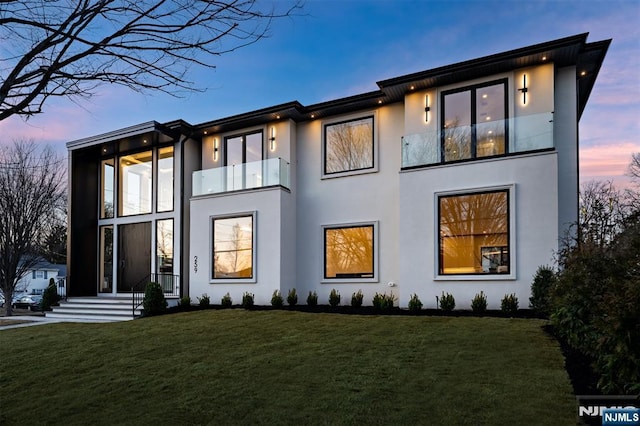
top-left (401, 112), bottom-right (554, 169)
top-left (193, 157), bottom-right (290, 197)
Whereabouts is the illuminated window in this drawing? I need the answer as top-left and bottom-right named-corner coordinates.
top-left (100, 158), bottom-right (115, 218)
top-left (324, 224), bottom-right (375, 279)
top-left (119, 150), bottom-right (152, 216)
top-left (324, 116), bottom-right (374, 175)
top-left (212, 215), bottom-right (254, 279)
top-left (442, 80), bottom-right (507, 162)
top-left (225, 131), bottom-right (263, 190)
top-left (157, 147), bottom-right (174, 212)
top-left (438, 190), bottom-right (510, 275)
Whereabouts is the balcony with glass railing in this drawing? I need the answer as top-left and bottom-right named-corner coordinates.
top-left (193, 157), bottom-right (290, 196)
top-left (401, 112), bottom-right (554, 169)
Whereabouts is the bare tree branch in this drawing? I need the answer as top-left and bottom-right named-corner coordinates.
top-left (0, 0), bottom-right (302, 121)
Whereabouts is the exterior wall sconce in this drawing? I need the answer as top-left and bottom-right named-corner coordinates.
top-left (518, 74), bottom-right (529, 105)
top-left (213, 138), bottom-right (219, 162)
top-left (269, 126), bottom-right (276, 151)
top-left (425, 95), bottom-right (431, 123)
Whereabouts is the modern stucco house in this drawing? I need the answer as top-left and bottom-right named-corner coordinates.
top-left (65, 33), bottom-right (610, 312)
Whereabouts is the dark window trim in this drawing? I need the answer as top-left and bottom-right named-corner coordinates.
top-left (323, 115), bottom-right (375, 176)
top-left (211, 213), bottom-right (255, 281)
top-left (323, 223), bottom-right (375, 280)
top-left (223, 129), bottom-right (264, 166)
top-left (437, 188), bottom-right (511, 276)
top-left (155, 146), bottom-right (175, 214)
top-left (440, 79), bottom-right (509, 163)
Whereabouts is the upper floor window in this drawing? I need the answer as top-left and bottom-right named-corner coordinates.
top-left (438, 189), bottom-right (510, 275)
top-left (101, 158), bottom-right (115, 218)
top-left (324, 115), bottom-right (374, 176)
top-left (157, 147), bottom-right (174, 212)
top-left (225, 131), bottom-right (263, 191)
top-left (441, 80), bottom-right (507, 162)
top-left (119, 150), bottom-right (153, 216)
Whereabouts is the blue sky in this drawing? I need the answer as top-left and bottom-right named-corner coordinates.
top-left (1, 0), bottom-right (638, 186)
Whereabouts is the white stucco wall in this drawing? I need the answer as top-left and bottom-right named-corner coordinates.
top-left (189, 187), bottom-right (294, 305)
top-left (295, 103), bottom-right (403, 305)
top-left (398, 152), bottom-right (559, 309)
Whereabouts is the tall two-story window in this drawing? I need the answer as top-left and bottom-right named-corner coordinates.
top-left (438, 189), bottom-right (510, 275)
top-left (324, 116), bottom-right (374, 175)
top-left (442, 80), bottom-right (507, 162)
top-left (225, 131), bottom-right (263, 190)
top-left (119, 150), bottom-right (153, 216)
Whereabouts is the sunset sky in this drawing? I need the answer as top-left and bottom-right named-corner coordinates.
top-left (1, 0), bottom-right (638, 187)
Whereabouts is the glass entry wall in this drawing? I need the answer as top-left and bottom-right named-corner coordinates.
top-left (97, 143), bottom-right (177, 295)
top-left (99, 226), bottom-right (114, 293)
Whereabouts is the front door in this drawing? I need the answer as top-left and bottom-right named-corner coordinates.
top-left (118, 222), bottom-right (152, 292)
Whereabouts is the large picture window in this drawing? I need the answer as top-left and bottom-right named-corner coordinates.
top-left (119, 150), bottom-right (152, 216)
top-left (438, 190), bottom-right (510, 275)
top-left (324, 116), bottom-right (374, 175)
top-left (324, 224), bottom-right (375, 279)
top-left (212, 215), bottom-right (254, 279)
top-left (442, 80), bottom-right (507, 162)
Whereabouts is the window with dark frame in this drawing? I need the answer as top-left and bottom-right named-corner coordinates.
top-left (438, 189), bottom-right (510, 275)
top-left (212, 215), bottom-right (254, 279)
top-left (324, 224), bottom-right (374, 279)
top-left (225, 131), bottom-right (263, 190)
top-left (441, 79), bottom-right (508, 163)
top-left (324, 116), bottom-right (374, 175)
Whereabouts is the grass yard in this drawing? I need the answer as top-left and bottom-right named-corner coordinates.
top-left (0, 311), bottom-right (575, 425)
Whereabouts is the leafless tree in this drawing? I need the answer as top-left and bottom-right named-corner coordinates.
top-left (0, 0), bottom-right (302, 121)
top-left (626, 152), bottom-right (640, 210)
top-left (0, 141), bottom-right (65, 316)
top-left (578, 180), bottom-right (628, 249)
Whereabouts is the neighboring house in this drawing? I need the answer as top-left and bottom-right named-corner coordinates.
top-left (15, 259), bottom-right (67, 296)
top-left (66, 33), bottom-right (609, 308)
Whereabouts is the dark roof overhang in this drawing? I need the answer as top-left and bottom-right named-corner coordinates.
top-left (67, 120), bottom-right (183, 155)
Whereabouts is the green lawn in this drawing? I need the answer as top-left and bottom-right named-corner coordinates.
top-left (0, 311), bottom-right (576, 425)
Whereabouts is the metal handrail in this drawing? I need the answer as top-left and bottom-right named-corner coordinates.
top-left (131, 273), bottom-right (180, 318)
top-left (131, 274), bottom-right (151, 318)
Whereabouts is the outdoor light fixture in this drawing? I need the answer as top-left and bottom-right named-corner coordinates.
top-left (269, 126), bottom-right (276, 151)
top-left (518, 74), bottom-right (529, 105)
top-left (425, 94), bottom-right (431, 122)
top-left (213, 138), bottom-right (219, 162)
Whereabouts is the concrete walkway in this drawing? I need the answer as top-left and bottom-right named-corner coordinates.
top-left (0, 315), bottom-right (64, 330)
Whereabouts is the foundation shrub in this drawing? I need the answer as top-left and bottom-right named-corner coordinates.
top-left (408, 293), bottom-right (423, 313)
top-left (500, 293), bottom-right (519, 314)
top-left (287, 288), bottom-right (298, 306)
top-left (271, 290), bottom-right (284, 308)
top-left (439, 292), bottom-right (455, 312)
top-left (142, 282), bottom-right (167, 316)
top-left (328, 289), bottom-right (341, 307)
top-left (242, 292), bottom-right (254, 308)
top-left (306, 291), bottom-right (318, 306)
top-left (350, 290), bottom-right (364, 308)
top-left (221, 293), bottom-right (232, 308)
top-left (470, 291), bottom-right (488, 313)
top-left (198, 293), bottom-right (210, 308)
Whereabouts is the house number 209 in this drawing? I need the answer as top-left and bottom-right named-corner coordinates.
top-left (193, 256), bottom-right (198, 273)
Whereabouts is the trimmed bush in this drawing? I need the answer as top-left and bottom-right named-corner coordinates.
top-left (471, 291), bottom-right (487, 313)
top-left (351, 290), bottom-right (364, 308)
top-left (306, 291), bottom-right (318, 306)
top-left (439, 292), bottom-right (455, 312)
top-left (529, 265), bottom-right (556, 317)
top-left (501, 293), bottom-right (519, 314)
top-left (242, 292), bottom-right (254, 308)
top-left (408, 293), bottom-right (423, 312)
top-left (198, 293), bottom-right (210, 308)
top-left (372, 292), bottom-right (396, 312)
top-left (328, 289), bottom-right (341, 307)
top-left (178, 296), bottom-right (191, 309)
top-left (142, 282), bottom-right (167, 316)
top-left (271, 290), bottom-right (284, 308)
top-left (287, 288), bottom-right (298, 306)
top-left (221, 292), bottom-right (232, 308)
top-left (41, 279), bottom-right (60, 311)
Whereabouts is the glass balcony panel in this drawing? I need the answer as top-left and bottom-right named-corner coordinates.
top-left (401, 112), bottom-right (554, 168)
top-left (193, 158), bottom-right (290, 196)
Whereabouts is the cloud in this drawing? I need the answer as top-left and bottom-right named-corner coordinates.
top-left (580, 142), bottom-right (639, 180)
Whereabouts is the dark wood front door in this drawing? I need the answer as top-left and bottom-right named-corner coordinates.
top-left (118, 222), bottom-right (152, 292)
